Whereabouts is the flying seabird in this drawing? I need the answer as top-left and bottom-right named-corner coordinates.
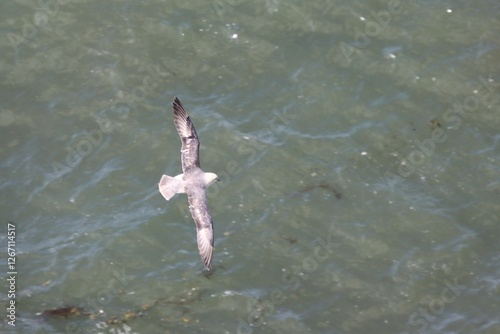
top-left (158, 97), bottom-right (220, 270)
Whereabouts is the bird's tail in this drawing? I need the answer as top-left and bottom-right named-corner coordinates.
top-left (158, 174), bottom-right (183, 201)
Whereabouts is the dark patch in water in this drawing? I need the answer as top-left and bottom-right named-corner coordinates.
top-left (41, 306), bottom-right (90, 318)
top-left (280, 234), bottom-right (298, 244)
top-left (39, 288), bottom-right (206, 326)
top-left (292, 182), bottom-right (342, 199)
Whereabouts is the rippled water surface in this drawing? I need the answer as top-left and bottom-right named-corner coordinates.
top-left (1, 0), bottom-right (499, 333)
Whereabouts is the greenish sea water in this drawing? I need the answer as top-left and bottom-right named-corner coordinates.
top-left (1, 0), bottom-right (499, 333)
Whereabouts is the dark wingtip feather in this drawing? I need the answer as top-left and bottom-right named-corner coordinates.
top-left (173, 97), bottom-right (181, 112)
top-left (173, 96), bottom-right (180, 107)
top-left (172, 97), bottom-right (188, 119)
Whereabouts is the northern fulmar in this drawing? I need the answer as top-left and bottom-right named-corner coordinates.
top-left (158, 97), bottom-right (219, 270)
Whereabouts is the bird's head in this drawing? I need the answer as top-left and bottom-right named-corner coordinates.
top-left (204, 173), bottom-right (220, 187)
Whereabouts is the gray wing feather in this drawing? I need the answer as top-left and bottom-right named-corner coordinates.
top-left (187, 190), bottom-right (214, 270)
top-left (173, 97), bottom-right (200, 172)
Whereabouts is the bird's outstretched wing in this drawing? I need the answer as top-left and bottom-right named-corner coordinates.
top-left (173, 97), bottom-right (200, 172)
top-left (187, 189), bottom-right (214, 270)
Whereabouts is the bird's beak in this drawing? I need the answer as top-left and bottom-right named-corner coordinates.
top-left (216, 178), bottom-right (221, 182)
